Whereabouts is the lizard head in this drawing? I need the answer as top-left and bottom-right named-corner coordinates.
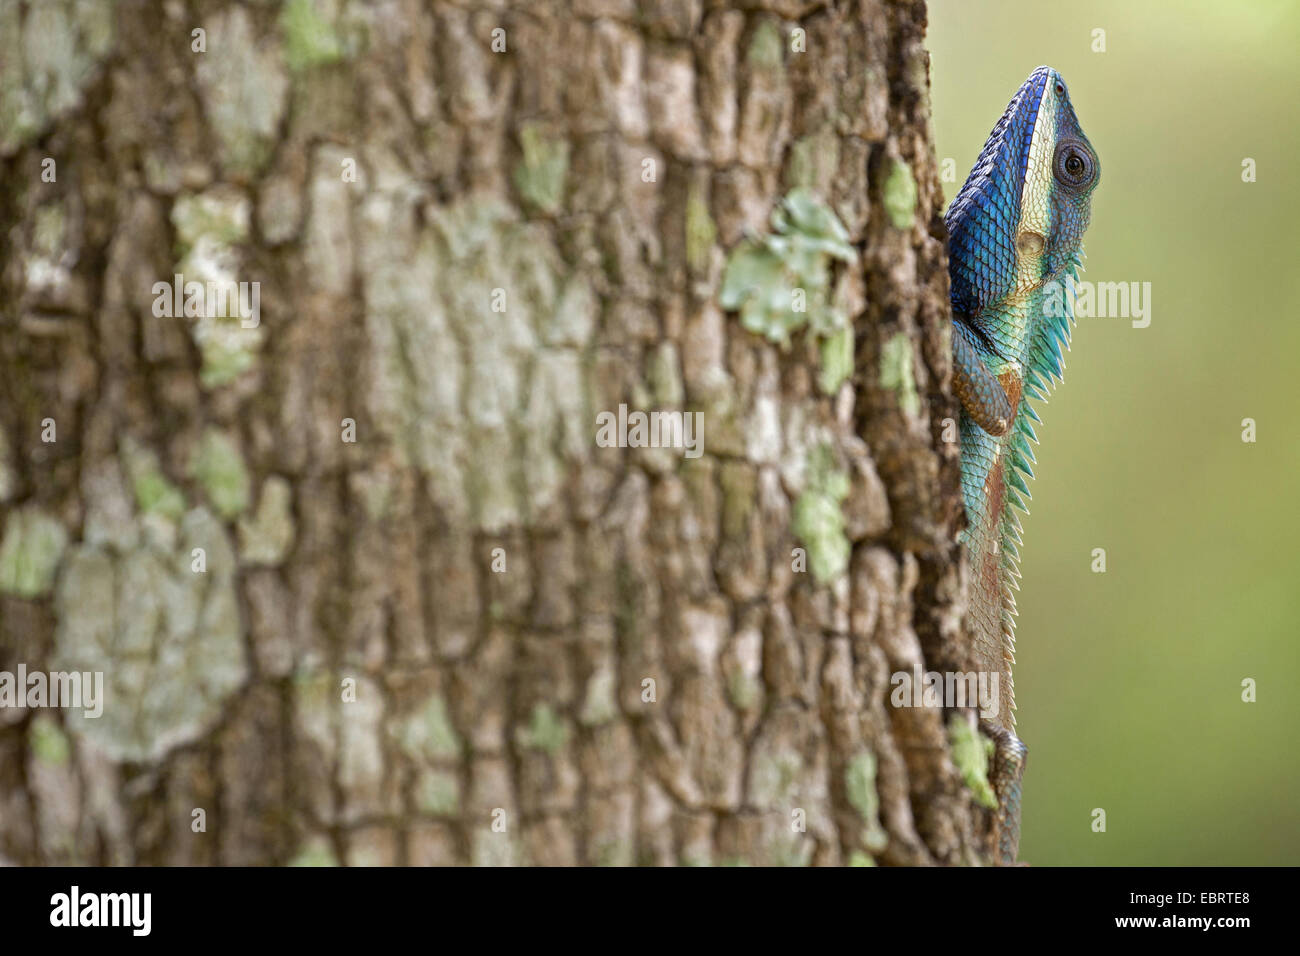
top-left (1017, 67), bottom-right (1100, 286)
top-left (946, 66), bottom-right (1100, 333)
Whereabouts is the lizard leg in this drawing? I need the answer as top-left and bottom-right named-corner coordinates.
top-left (980, 722), bottom-right (1027, 865)
top-left (953, 322), bottom-right (1013, 437)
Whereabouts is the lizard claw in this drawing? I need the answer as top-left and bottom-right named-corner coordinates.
top-left (980, 722), bottom-right (1028, 865)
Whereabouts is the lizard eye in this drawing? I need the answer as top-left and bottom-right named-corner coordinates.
top-left (1053, 141), bottom-right (1096, 189)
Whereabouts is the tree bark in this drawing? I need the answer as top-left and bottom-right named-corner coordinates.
top-left (0, 0), bottom-right (990, 866)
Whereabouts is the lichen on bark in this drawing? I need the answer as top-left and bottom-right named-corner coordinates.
top-left (0, 0), bottom-right (985, 868)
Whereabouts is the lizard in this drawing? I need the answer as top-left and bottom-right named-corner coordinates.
top-left (943, 65), bottom-right (1100, 864)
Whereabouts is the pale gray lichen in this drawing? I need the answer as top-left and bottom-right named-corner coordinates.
top-left (81, 459), bottom-right (138, 556)
top-left (578, 668), bottom-right (617, 727)
top-left (192, 6), bottom-right (289, 176)
top-left (0, 0), bottom-right (115, 157)
top-left (120, 438), bottom-right (185, 522)
top-left (237, 476), bottom-right (295, 566)
top-left (173, 188), bottom-right (251, 252)
top-left (53, 507), bottom-right (247, 763)
top-left (748, 747), bottom-right (802, 809)
top-left (171, 186), bottom-right (265, 388)
top-left (0, 506), bottom-right (69, 598)
top-left (303, 146), bottom-right (356, 296)
top-left (358, 192), bottom-right (585, 531)
top-left (25, 202), bottom-right (76, 303)
top-left (337, 676), bottom-right (386, 814)
top-left (395, 694), bottom-right (463, 762)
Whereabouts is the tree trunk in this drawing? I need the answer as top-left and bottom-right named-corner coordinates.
top-left (0, 0), bottom-right (991, 866)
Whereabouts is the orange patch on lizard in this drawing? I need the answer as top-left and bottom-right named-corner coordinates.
top-left (998, 369), bottom-right (1023, 411)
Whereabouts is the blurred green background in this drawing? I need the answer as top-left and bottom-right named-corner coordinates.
top-left (929, 0), bottom-right (1299, 865)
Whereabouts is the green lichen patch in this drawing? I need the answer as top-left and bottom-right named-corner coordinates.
top-left (727, 670), bottom-right (761, 711)
top-left (513, 122), bottom-right (569, 215)
top-left (948, 715), bottom-right (998, 809)
top-left (190, 428), bottom-right (251, 520)
top-left (791, 444), bottom-right (851, 584)
top-left (879, 333), bottom-right (920, 417)
top-left (747, 19), bottom-right (784, 70)
top-left (281, 0), bottom-right (344, 72)
top-left (29, 715), bottom-right (70, 766)
top-left (519, 703), bottom-right (568, 754)
top-left (845, 751), bottom-right (889, 853)
top-left (882, 160), bottom-right (918, 230)
top-left (647, 342), bottom-right (685, 408)
top-left (237, 476), bottom-right (295, 566)
top-left (198, 325), bottom-right (260, 388)
top-left (288, 839), bottom-right (340, 867)
top-left (398, 694), bottom-right (463, 762)
top-left (685, 185), bottom-right (717, 273)
top-left (0, 506), bottom-right (68, 598)
top-left (120, 438), bottom-right (186, 522)
top-left (720, 188), bottom-right (855, 348)
top-left (819, 323), bottom-right (854, 395)
top-left (416, 770), bottom-right (460, 815)
top-left (172, 189), bottom-right (250, 253)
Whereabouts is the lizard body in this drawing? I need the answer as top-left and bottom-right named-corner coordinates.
top-left (944, 66), bottom-right (1100, 863)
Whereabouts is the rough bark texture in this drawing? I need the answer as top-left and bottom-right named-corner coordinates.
top-left (0, 0), bottom-right (988, 865)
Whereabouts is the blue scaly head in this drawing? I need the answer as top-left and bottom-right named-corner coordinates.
top-left (945, 65), bottom-right (1100, 729)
